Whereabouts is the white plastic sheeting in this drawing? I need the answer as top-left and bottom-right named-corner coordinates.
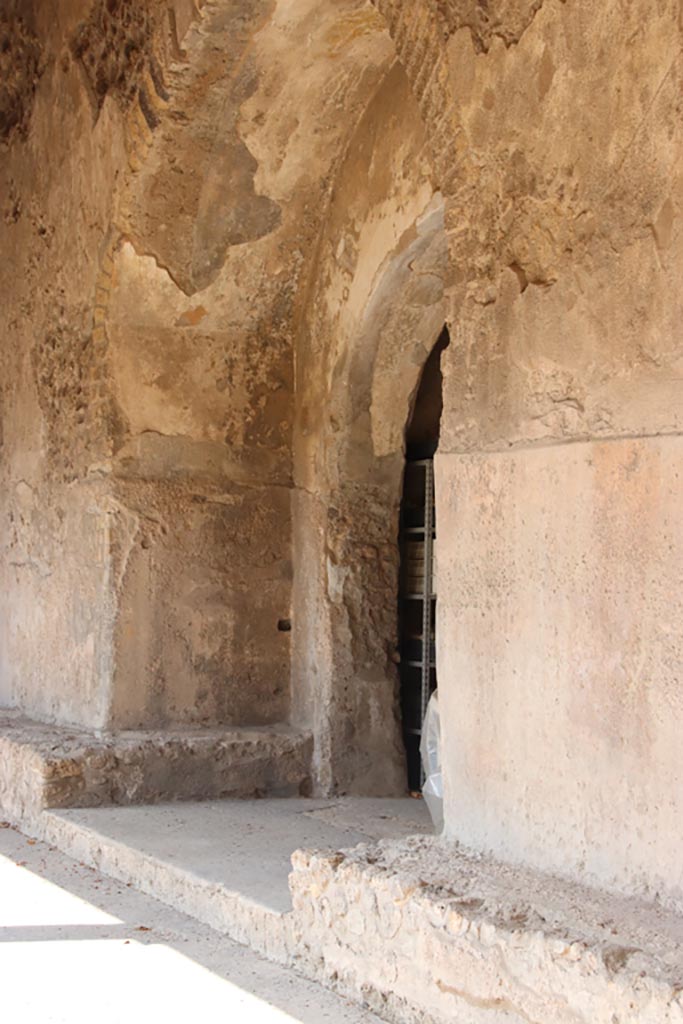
top-left (420, 691), bottom-right (443, 832)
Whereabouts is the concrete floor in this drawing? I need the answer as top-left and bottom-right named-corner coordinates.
top-left (44, 797), bottom-right (432, 914)
top-left (0, 821), bottom-right (387, 1024)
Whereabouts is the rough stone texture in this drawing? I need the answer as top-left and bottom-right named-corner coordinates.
top-left (0, 7), bottom-right (44, 144)
top-left (1, 0), bottom-right (682, 967)
top-left (0, 712), bottom-right (312, 818)
top-left (11, 799), bottom-right (682, 1024)
top-left (292, 67), bottom-right (444, 794)
top-left (0, 0), bottom-right (398, 742)
top-left (0, 0), bottom-right (127, 725)
top-left (440, 0), bottom-right (683, 450)
top-left (435, 0), bottom-right (550, 53)
top-left (71, 0), bottom-right (167, 115)
top-left (413, 0), bottom-right (683, 906)
top-left (290, 837), bottom-right (683, 1024)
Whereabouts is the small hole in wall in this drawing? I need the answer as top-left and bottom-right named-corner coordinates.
top-left (277, 618), bottom-right (292, 632)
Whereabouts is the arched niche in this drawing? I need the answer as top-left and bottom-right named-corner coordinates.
top-left (291, 189), bottom-right (448, 794)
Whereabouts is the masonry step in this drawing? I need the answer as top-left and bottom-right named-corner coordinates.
top-left (36, 798), bottom-right (432, 964)
top-left (6, 792), bottom-right (680, 1024)
top-left (290, 835), bottom-right (683, 1024)
top-left (0, 711), bottom-right (312, 818)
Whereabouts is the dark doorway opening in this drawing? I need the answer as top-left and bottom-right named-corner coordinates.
top-left (398, 327), bottom-right (449, 790)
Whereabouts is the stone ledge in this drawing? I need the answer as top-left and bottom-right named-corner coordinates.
top-left (289, 835), bottom-right (683, 1024)
top-left (0, 711), bottom-right (312, 817)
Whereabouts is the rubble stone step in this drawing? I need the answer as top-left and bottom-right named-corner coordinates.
top-left (0, 711), bottom-right (312, 818)
top-left (290, 836), bottom-right (683, 1024)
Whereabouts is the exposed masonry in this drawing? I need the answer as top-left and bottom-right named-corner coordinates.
top-left (435, 0), bottom-right (552, 53)
top-left (71, 0), bottom-right (168, 115)
top-left (0, 712), bottom-right (312, 818)
top-left (290, 838), bottom-right (683, 1024)
top-left (0, 10), bottom-right (44, 144)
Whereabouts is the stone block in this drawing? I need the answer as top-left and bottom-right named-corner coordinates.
top-left (0, 712), bottom-right (312, 819)
top-left (290, 835), bottom-right (683, 1024)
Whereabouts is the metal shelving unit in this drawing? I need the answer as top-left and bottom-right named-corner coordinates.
top-left (398, 458), bottom-right (437, 789)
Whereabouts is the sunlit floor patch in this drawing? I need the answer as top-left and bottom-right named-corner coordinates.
top-left (0, 832), bottom-right (378, 1024)
top-left (1, 938), bottom-right (303, 1024)
top-left (0, 853), bottom-right (301, 1022)
top-left (0, 853), bottom-right (120, 927)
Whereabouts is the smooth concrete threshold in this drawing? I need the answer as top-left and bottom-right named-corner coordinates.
top-left (39, 798), bottom-right (432, 961)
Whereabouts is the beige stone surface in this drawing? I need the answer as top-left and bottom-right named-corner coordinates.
top-left (15, 796), bottom-right (681, 1024)
top-left (436, 436), bottom-right (683, 909)
top-left (291, 836), bottom-right (683, 1024)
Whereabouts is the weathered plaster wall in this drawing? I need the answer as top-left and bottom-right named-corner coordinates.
top-left (104, 235), bottom-right (294, 728)
top-left (0, 0), bottom-right (214, 729)
top-left (416, 0), bottom-right (683, 906)
top-left (1, 0), bottom-right (399, 734)
top-left (0, 0), bottom-right (126, 726)
top-left (98, 0), bottom-right (397, 729)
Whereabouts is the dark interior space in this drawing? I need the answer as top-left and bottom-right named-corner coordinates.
top-left (398, 327), bottom-right (449, 790)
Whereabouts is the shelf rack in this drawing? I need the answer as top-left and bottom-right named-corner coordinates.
top-left (398, 458), bottom-right (437, 789)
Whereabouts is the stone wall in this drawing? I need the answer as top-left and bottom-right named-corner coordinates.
top-left (0, 0), bottom-right (126, 726)
top-left (291, 63), bottom-right (445, 793)
top-left (411, 0), bottom-right (683, 907)
top-left (2, 0), bottom-right (682, 916)
top-left (437, 437), bottom-right (683, 907)
top-left (0, 0), bottom-right (400, 737)
top-left (290, 837), bottom-right (683, 1024)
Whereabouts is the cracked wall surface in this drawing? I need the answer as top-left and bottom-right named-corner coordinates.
top-left (0, 0), bottom-right (401, 737)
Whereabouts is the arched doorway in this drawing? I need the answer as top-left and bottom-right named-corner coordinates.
top-left (398, 327), bottom-right (449, 790)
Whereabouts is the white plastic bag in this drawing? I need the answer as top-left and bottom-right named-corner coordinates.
top-left (420, 690), bottom-right (443, 832)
